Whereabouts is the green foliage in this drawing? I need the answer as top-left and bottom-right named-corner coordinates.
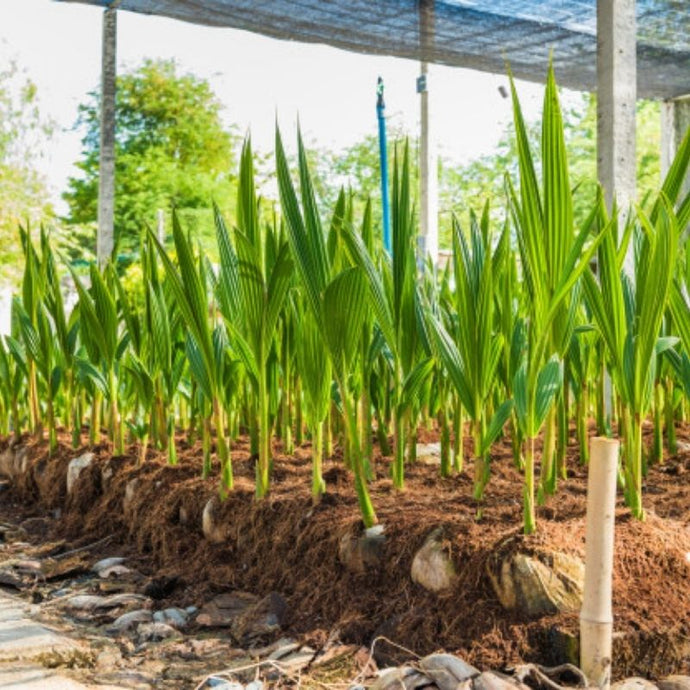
top-left (0, 61), bottom-right (54, 284)
top-left (63, 59), bottom-right (237, 257)
top-left (5, 61), bottom-right (690, 539)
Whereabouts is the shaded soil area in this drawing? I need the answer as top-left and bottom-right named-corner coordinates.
top-left (1, 421), bottom-right (690, 680)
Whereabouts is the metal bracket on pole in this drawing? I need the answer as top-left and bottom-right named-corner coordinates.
top-left (97, 5), bottom-right (117, 268)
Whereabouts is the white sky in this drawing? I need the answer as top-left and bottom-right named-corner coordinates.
top-left (0, 0), bottom-right (563, 213)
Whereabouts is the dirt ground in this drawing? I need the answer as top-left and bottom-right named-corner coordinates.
top-left (1, 420), bottom-right (689, 680)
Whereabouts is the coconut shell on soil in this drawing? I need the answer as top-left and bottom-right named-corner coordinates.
top-left (1, 422), bottom-right (689, 679)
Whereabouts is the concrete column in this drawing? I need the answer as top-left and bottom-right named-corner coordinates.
top-left (97, 7), bottom-right (117, 267)
top-left (661, 96), bottom-right (690, 198)
top-left (596, 0), bottom-right (636, 279)
top-left (418, 0), bottom-right (438, 266)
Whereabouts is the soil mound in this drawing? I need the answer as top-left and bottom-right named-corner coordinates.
top-left (3, 428), bottom-right (690, 678)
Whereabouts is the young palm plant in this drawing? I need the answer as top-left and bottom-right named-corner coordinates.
top-left (584, 196), bottom-right (678, 519)
top-left (215, 136), bottom-right (294, 498)
top-left (507, 64), bottom-right (605, 533)
top-left (340, 145), bottom-right (423, 489)
top-left (276, 127), bottom-right (378, 528)
top-left (153, 215), bottom-right (233, 491)
top-left (427, 206), bottom-right (513, 500)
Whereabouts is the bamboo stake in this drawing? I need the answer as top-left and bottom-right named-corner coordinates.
top-left (580, 436), bottom-right (619, 689)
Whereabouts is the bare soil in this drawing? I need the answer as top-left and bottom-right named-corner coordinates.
top-left (1, 421), bottom-right (689, 680)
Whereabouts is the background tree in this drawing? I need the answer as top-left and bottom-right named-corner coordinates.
top-left (305, 93), bottom-right (660, 250)
top-left (0, 60), bottom-right (53, 284)
top-left (64, 59), bottom-right (237, 259)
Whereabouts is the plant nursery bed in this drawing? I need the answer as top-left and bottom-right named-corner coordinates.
top-left (1, 425), bottom-right (690, 681)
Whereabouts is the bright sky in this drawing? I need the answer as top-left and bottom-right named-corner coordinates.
top-left (0, 0), bottom-right (562, 213)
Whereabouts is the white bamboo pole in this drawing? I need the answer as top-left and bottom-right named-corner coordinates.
top-left (597, 0), bottom-right (637, 422)
top-left (418, 0), bottom-right (438, 266)
top-left (580, 436), bottom-right (619, 689)
top-left (97, 6), bottom-right (118, 267)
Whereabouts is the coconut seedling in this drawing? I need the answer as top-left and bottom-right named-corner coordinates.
top-left (276, 127), bottom-right (378, 528)
top-left (427, 205), bottom-right (514, 500)
top-left (71, 264), bottom-right (126, 455)
top-left (584, 196), bottom-right (678, 519)
top-left (507, 63), bottom-right (605, 534)
top-left (215, 136), bottom-right (294, 499)
top-left (153, 214), bottom-right (234, 491)
top-left (340, 144), bottom-right (426, 490)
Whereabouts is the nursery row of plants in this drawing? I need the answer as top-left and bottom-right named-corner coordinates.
top-left (1, 66), bottom-right (690, 535)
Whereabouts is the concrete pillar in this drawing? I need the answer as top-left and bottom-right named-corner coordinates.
top-left (418, 0), bottom-right (438, 266)
top-left (596, 0), bottom-right (636, 279)
top-left (661, 96), bottom-right (690, 198)
top-left (97, 7), bottom-right (117, 267)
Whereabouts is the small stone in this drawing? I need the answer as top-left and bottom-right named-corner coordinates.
top-left (99, 564), bottom-right (131, 579)
top-left (245, 682), bottom-right (264, 690)
top-left (612, 679), bottom-right (659, 690)
top-left (232, 592), bottom-right (288, 643)
top-left (418, 653), bottom-right (479, 689)
top-left (152, 607), bottom-right (188, 629)
top-left (65, 594), bottom-right (106, 612)
top-left (137, 621), bottom-right (178, 642)
top-left (66, 452), bottom-right (94, 493)
top-left (411, 528), bottom-right (457, 593)
top-left (202, 497), bottom-right (227, 544)
top-left (197, 591), bottom-right (258, 627)
top-left (65, 592), bottom-right (149, 613)
top-left (92, 557), bottom-right (126, 574)
top-left (107, 609), bottom-right (153, 634)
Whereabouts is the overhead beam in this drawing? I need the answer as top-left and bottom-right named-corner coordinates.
top-left (418, 0), bottom-right (438, 266)
top-left (596, 0), bottom-right (636, 279)
top-left (58, 0), bottom-right (690, 100)
top-left (97, 6), bottom-right (117, 267)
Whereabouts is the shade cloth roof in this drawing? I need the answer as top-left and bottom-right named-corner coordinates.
top-left (58, 0), bottom-right (690, 100)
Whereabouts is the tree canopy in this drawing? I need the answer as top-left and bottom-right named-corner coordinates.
top-left (63, 59), bottom-right (237, 257)
top-left (304, 93), bottom-right (660, 250)
top-left (0, 60), bottom-right (53, 284)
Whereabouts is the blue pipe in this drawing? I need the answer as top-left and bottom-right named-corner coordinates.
top-left (376, 77), bottom-right (391, 254)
